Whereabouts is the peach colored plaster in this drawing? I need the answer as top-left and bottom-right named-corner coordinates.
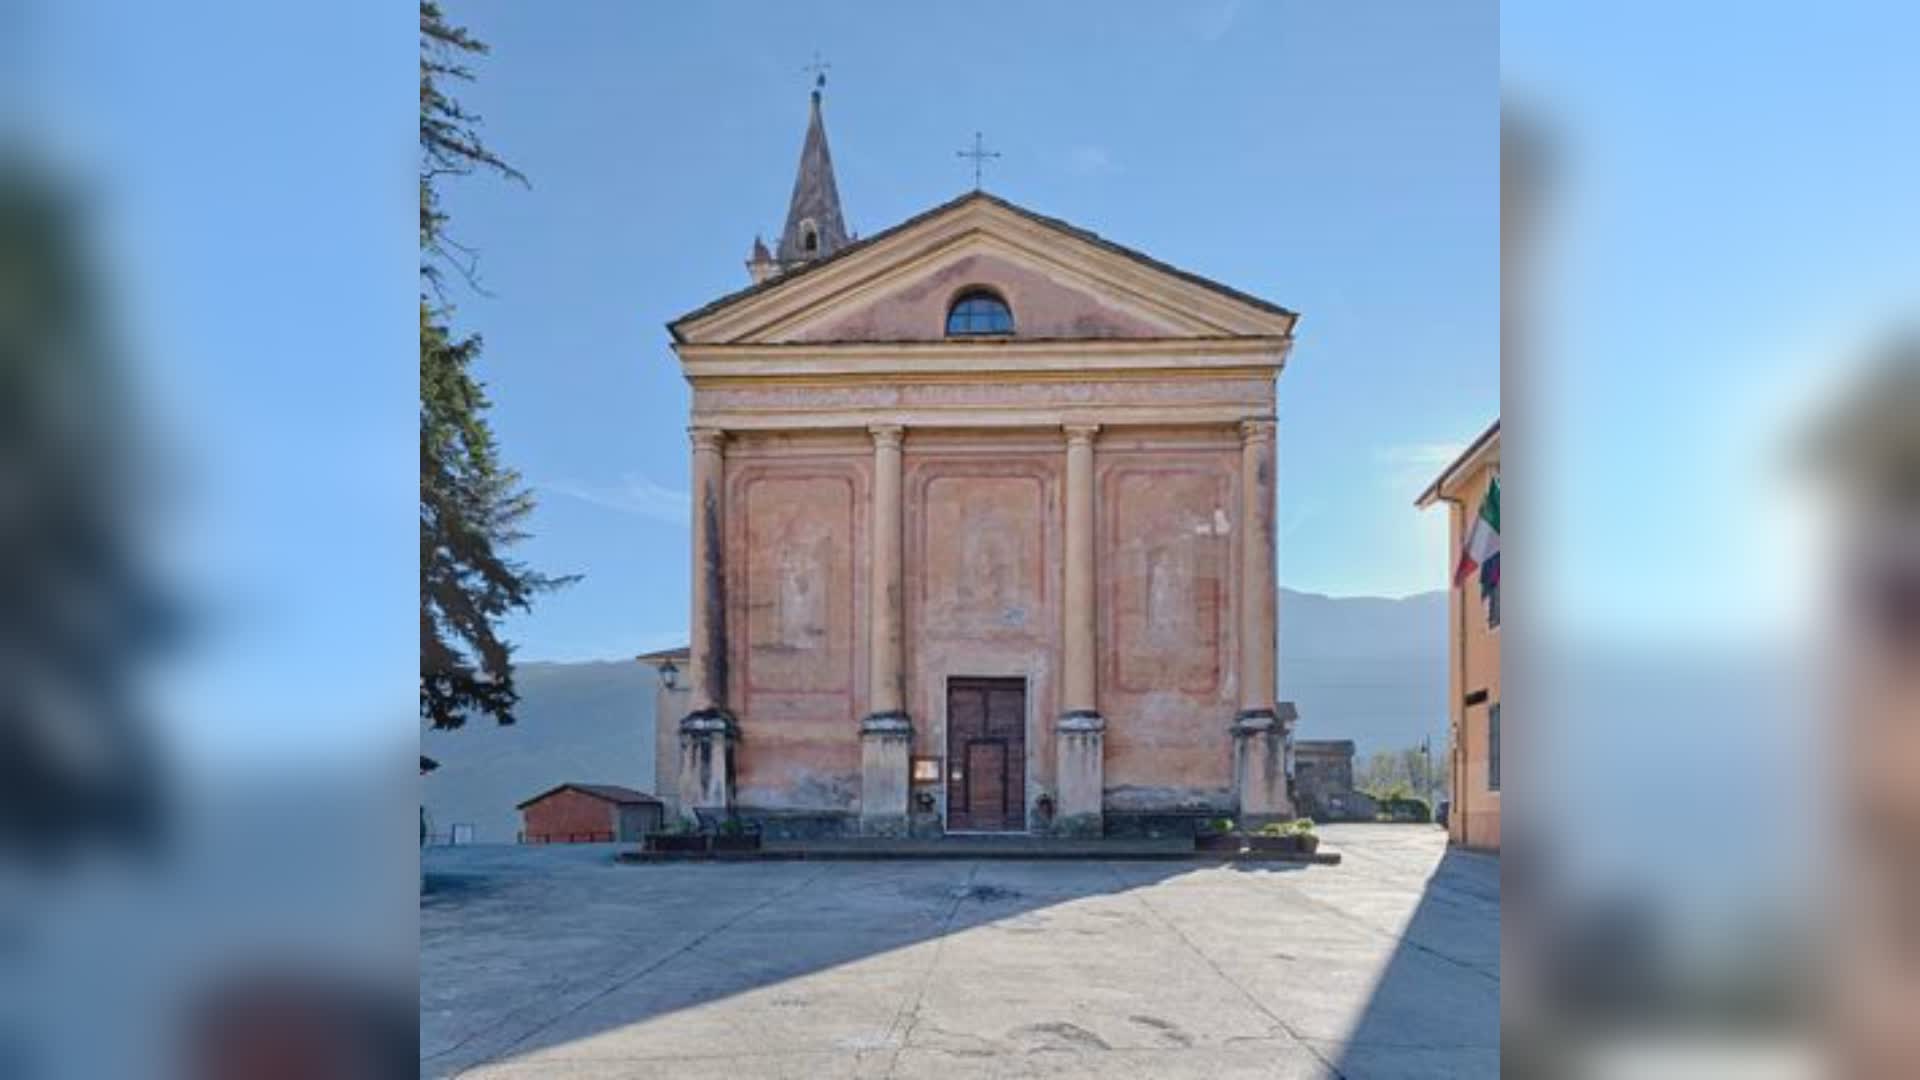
top-left (723, 436), bottom-right (871, 811)
top-left (793, 252), bottom-right (1174, 343)
top-left (714, 427), bottom-right (1260, 821)
top-left (1445, 457), bottom-right (1502, 850)
top-left (1097, 431), bottom-right (1243, 811)
top-left (903, 435), bottom-right (1064, 829)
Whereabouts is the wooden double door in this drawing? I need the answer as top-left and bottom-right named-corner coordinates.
top-left (945, 677), bottom-right (1027, 832)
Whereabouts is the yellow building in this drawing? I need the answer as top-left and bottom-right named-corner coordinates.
top-left (1416, 420), bottom-right (1500, 850)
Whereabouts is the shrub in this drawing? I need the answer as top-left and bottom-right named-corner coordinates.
top-left (718, 816), bottom-right (750, 836)
top-left (1200, 816), bottom-right (1237, 835)
top-left (1255, 818), bottom-right (1318, 837)
top-left (1376, 796), bottom-right (1432, 823)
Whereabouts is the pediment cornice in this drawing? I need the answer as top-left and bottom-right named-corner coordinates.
top-left (670, 194), bottom-right (1299, 348)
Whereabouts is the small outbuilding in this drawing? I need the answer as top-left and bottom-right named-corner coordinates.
top-left (1294, 739), bottom-right (1364, 821)
top-left (517, 784), bottom-right (664, 844)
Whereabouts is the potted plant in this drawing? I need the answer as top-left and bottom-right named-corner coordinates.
top-left (1292, 818), bottom-right (1321, 855)
top-left (1246, 821), bottom-right (1300, 853)
top-left (646, 816), bottom-right (709, 853)
top-left (710, 815), bottom-right (762, 852)
top-left (1246, 819), bottom-right (1318, 855)
top-left (1194, 816), bottom-right (1242, 852)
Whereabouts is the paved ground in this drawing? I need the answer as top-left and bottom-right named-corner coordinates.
top-left (421, 825), bottom-right (1498, 1078)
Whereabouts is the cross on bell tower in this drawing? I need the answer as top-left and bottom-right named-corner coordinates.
top-left (957, 131), bottom-right (1001, 191)
top-left (802, 51), bottom-right (831, 96)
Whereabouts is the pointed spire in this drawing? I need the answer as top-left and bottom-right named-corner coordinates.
top-left (775, 78), bottom-right (850, 265)
top-left (745, 233), bottom-right (776, 284)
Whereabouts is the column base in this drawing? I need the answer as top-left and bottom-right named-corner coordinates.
top-left (1231, 707), bottom-right (1294, 824)
top-left (677, 708), bottom-right (737, 823)
top-left (1054, 711), bottom-right (1105, 837)
top-left (859, 711), bottom-right (913, 837)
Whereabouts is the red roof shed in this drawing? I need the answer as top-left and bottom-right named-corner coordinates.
top-left (516, 784), bottom-right (663, 844)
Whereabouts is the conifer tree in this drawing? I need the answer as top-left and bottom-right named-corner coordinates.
top-left (420, 1), bottom-right (571, 728)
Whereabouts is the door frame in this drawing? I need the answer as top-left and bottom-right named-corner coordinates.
top-left (940, 674), bottom-right (1033, 834)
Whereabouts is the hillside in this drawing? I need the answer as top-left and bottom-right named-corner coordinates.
top-left (421, 660), bottom-right (659, 843)
top-left (420, 589), bottom-right (1449, 841)
top-left (1280, 588), bottom-right (1450, 758)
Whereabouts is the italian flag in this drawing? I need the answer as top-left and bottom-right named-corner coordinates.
top-left (1453, 475), bottom-right (1500, 595)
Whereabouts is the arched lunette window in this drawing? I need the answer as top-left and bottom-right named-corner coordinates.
top-left (945, 289), bottom-right (1014, 336)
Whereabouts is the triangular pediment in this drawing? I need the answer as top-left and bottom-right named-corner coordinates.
top-left (671, 193), bottom-right (1297, 347)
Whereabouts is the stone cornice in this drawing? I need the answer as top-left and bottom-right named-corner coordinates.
top-left (677, 335), bottom-right (1292, 381)
top-left (693, 373), bottom-right (1274, 431)
top-left (674, 198), bottom-right (1300, 345)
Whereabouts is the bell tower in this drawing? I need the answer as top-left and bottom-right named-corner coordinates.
top-left (747, 73), bottom-right (850, 283)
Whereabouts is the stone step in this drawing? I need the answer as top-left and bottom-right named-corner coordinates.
top-left (616, 839), bottom-right (1340, 865)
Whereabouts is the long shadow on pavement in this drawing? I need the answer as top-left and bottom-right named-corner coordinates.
top-left (1331, 844), bottom-right (1501, 1077)
top-left (420, 846), bottom-right (1304, 1076)
top-left (420, 845), bottom-right (1320, 1068)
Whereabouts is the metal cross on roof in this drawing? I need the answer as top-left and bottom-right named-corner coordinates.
top-left (802, 51), bottom-right (831, 90)
top-left (956, 131), bottom-right (1001, 191)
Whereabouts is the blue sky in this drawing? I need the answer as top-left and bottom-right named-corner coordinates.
top-left (19, 1), bottom-right (1911, 766)
top-left (438, 0), bottom-right (1501, 662)
top-left (1504, 2), bottom-right (1920, 648)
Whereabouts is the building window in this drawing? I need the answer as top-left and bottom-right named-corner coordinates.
top-left (945, 289), bottom-right (1014, 336)
top-left (800, 219), bottom-right (818, 254)
top-left (1487, 702), bottom-right (1501, 792)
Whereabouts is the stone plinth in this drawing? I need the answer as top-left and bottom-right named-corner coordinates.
top-left (859, 712), bottom-right (913, 837)
top-left (1054, 711), bottom-right (1106, 837)
top-left (1231, 708), bottom-right (1294, 825)
top-left (677, 709), bottom-right (737, 824)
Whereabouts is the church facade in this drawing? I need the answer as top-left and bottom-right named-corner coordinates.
top-left (666, 87), bottom-right (1300, 837)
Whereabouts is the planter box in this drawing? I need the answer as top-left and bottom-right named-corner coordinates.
top-left (646, 834), bottom-right (709, 853)
top-left (710, 833), bottom-right (762, 852)
top-left (1245, 834), bottom-right (1303, 854)
top-left (1194, 833), bottom-right (1243, 853)
top-left (1297, 834), bottom-right (1321, 855)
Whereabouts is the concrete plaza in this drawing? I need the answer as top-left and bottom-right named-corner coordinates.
top-left (421, 824), bottom-right (1498, 1078)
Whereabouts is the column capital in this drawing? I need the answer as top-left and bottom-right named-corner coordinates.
top-left (868, 424), bottom-right (905, 449)
top-left (1057, 709), bottom-right (1106, 733)
top-left (689, 426), bottom-right (728, 453)
top-left (1238, 417), bottom-right (1277, 444)
top-left (1063, 423), bottom-right (1101, 445)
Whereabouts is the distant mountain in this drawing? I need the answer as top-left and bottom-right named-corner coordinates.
top-left (419, 590), bottom-right (1448, 841)
top-left (421, 660), bottom-right (658, 843)
top-left (1281, 587), bottom-right (1449, 759)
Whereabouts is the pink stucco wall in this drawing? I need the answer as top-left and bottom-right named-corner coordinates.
top-left (1097, 430), bottom-right (1242, 811)
top-left (793, 252), bottom-right (1173, 343)
top-left (724, 435), bottom-right (870, 811)
top-left (903, 435), bottom-right (1064, 826)
top-left (721, 427), bottom-right (1244, 821)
